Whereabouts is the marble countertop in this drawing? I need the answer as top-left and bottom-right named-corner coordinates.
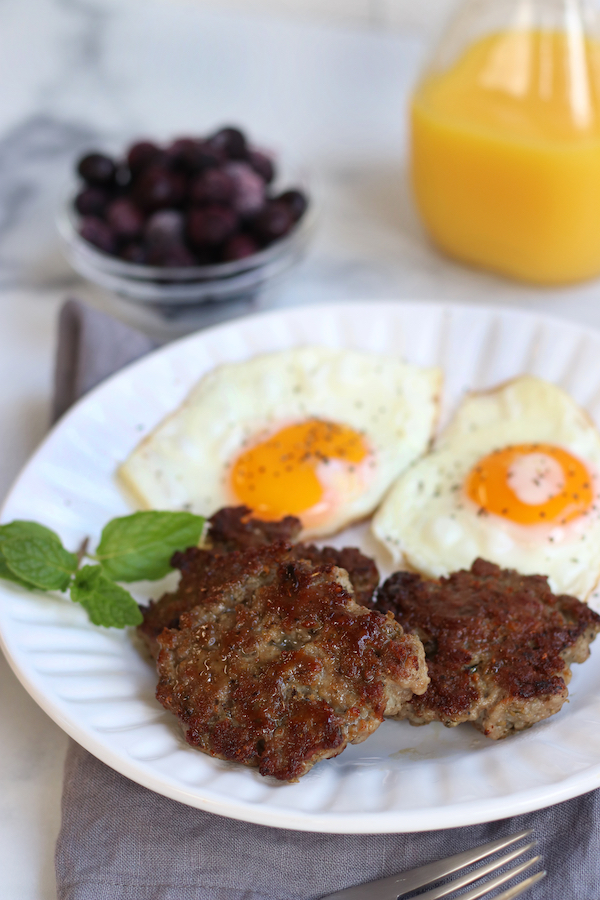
top-left (3, 1), bottom-right (600, 897)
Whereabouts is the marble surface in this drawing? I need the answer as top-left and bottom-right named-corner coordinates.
top-left (3, 1), bottom-right (600, 897)
top-left (177, 0), bottom-right (461, 34)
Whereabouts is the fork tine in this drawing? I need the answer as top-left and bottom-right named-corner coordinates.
top-left (404, 842), bottom-right (537, 900)
top-left (319, 830), bottom-right (533, 900)
top-left (422, 855), bottom-right (541, 900)
top-left (392, 829), bottom-right (533, 898)
top-left (492, 870), bottom-right (547, 900)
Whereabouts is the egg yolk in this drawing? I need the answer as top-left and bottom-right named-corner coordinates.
top-left (465, 443), bottom-right (593, 525)
top-left (230, 419), bottom-right (369, 520)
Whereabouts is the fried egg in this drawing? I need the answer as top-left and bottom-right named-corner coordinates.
top-left (118, 346), bottom-right (442, 539)
top-left (372, 375), bottom-right (600, 599)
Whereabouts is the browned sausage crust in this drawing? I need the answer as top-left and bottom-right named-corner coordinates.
top-left (154, 542), bottom-right (427, 781)
top-left (138, 506), bottom-right (379, 656)
top-left (375, 558), bottom-right (600, 739)
top-left (209, 506), bottom-right (380, 606)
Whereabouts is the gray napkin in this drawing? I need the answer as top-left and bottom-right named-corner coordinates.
top-left (52, 300), bottom-right (158, 423)
top-left (54, 301), bottom-right (600, 900)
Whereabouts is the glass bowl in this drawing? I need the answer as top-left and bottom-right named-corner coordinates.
top-left (57, 154), bottom-right (315, 306)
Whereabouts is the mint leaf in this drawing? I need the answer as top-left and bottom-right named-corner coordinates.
top-left (0, 520), bottom-right (64, 546)
top-left (71, 566), bottom-right (143, 628)
top-left (0, 522), bottom-right (78, 591)
top-left (0, 546), bottom-right (32, 588)
top-left (95, 511), bottom-right (205, 582)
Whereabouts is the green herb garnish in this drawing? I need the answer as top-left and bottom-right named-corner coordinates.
top-left (71, 565), bottom-right (145, 628)
top-left (0, 547), bottom-right (31, 588)
top-left (0, 511), bottom-right (205, 629)
top-left (96, 511), bottom-right (206, 583)
top-left (0, 521), bottom-right (78, 591)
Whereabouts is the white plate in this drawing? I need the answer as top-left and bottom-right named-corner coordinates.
top-left (2, 300), bottom-right (600, 834)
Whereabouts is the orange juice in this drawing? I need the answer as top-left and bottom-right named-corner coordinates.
top-left (411, 30), bottom-right (600, 284)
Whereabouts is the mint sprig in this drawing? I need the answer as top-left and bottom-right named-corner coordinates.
top-left (0, 521), bottom-right (78, 590)
top-left (95, 511), bottom-right (206, 582)
top-left (0, 547), bottom-right (31, 588)
top-left (0, 511), bottom-right (205, 629)
top-left (0, 521), bottom-right (78, 591)
top-left (72, 566), bottom-right (144, 627)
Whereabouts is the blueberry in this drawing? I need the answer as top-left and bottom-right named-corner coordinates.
top-left (226, 162), bottom-right (266, 217)
top-left (166, 138), bottom-right (220, 173)
top-left (276, 189), bottom-right (308, 222)
top-left (114, 163), bottom-right (132, 188)
top-left (106, 198), bottom-right (144, 241)
top-left (79, 216), bottom-right (116, 254)
top-left (119, 242), bottom-right (148, 264)
top-left (144, 209), bottom-right (185, 248)
top-left (74, 186), bottom-right (110, 217)
top-left (127, 141), bottom-right (163, 175)
top-left (252, 200), bottom-right (294, 244)
top-left (210, 126), bottom-right (248, 160)
top-left (77, 153), bottom-right (117, 187)
top-left (221, 233), bottom-right (259, 262)
top-left (146, 242), bottom-right (196, 267)
top-left (193, 139), bottom-right (223, 169)
top-left (190, 167), bottom-right (235, 205)
top-left (133, 166), bottom-right (186, 212)
top-left (72, 129), bottom-right (294, 268)
top-left (187, 205), bottom-right (238, 248)
top-left (191, 246), bottom-right (218, 266)
top-left (166, 138), bottom-right (196, 167)
top-left (248, 150), bottom-right (275, 184)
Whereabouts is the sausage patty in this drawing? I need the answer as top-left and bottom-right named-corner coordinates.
top-left (374, 558), bottom-right (600, 739)
top-left (154, 541), bottom-right (428, 781)
top-left (138, 506), bottom-right (379, 656)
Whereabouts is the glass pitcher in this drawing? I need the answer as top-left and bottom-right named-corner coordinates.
top-left (410, 0), bottom-right (600, 284)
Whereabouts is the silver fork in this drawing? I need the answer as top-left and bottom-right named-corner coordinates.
top-left (320, 829), bottom-right (545, 900)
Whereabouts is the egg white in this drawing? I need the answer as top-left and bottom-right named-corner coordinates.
top-left (118, 346), bottom-right (442, 539)
top-left (372, 375), bottom-right (600, 599)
